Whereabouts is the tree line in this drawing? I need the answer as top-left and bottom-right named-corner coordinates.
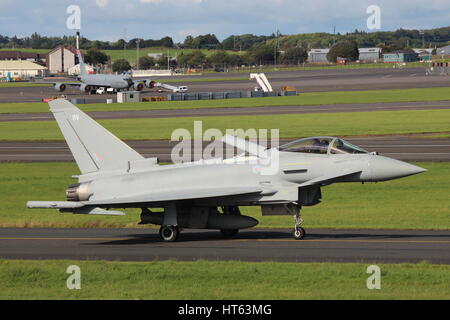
top-left (2, 27), bottom-right (449, 51)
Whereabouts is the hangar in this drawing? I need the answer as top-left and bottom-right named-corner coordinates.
top-left (437, 45), bottom-right (450, 57)
top-left (358, 48), bottom-right (381, 62)
top-left (308, 49), bottom-right (330, 63)
top-left (0, 60), bottom-right (47, 79)
top-left (383, 51), bottom-right (419, 63)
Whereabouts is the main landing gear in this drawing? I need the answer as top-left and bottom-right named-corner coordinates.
top-left (159, 225), bottom-right (179, 242)
top-left (293, 208), bottom-right (306, 240)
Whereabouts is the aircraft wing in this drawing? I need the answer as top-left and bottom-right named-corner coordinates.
top-left (298, 170), bottom-right (362, 187)
top-left (86, 186), bottom-right (263, 206)
top-left (33, 80), bottom-right (81, 86)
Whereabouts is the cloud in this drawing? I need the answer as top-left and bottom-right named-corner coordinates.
top-left (139, 0), bottom-right (205, 5)
top-left (96, 0), bottom-right (110, 8)
top-left (0, 0), bottom-right (449, 42)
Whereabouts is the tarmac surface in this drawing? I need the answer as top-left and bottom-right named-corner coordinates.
top-left (1, 136), bottom-right (449, 162)
top-left (1, 67), bottom-right (449, 103)
top-left (2, 100), bottom-right (450, 122)
top-left (1, 227), bottom-right (449, 263)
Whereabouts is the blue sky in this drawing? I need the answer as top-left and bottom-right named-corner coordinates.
top-left (1, 0), bottom-right (449, 42)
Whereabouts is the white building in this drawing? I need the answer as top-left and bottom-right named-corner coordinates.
top-left (358, 48), bottom-right (382, 62)
top-left (0, 60), bottom-right (48, 79)
top-left (308, 49), bottom-right (330, 63)
top-left (437, 45), bottom-right (450, 56)
top-left (46, 46), bottom-right (77, 74)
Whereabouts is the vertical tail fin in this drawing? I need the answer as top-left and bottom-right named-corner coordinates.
top-left (76, 32), bottom-right (87, 76)
top-left (49, 99), bottom-right (144, 174)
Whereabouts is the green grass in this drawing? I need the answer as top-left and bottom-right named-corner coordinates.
top-left (1, 162), bottom-right (448, 229)
top-left (221, 61), bottom-right (425, 73)
top-left (1, 109), bottom-right (449, 141)
top-left (2, 87), bottom-right (450, 114)
top-left (0, 259), bottom-right (448, 299)
top-left (0, 82), bottom-right (51, 88)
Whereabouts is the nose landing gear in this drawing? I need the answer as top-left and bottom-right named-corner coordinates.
top-left (293, 208), bottom-right (306, 240)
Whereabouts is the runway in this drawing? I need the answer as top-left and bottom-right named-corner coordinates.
top-left (2, 100), bottom-right (450, 122)
top-left (1, 227), bottom-right (449, 263)
top-left (1, 67), bottom-right (449, 104)
top-left (1, 136), bottom-right (449, 162)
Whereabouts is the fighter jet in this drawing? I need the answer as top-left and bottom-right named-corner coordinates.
top-left (49, 32), bottom-right (155, 94)
top-left (27, 99), bottom-right (426, 241)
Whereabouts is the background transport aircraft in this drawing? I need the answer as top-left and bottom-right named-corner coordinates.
top-left (49, 33), bottom-right (156, 94)
top-left (27, 99), bottom-right (426, 242)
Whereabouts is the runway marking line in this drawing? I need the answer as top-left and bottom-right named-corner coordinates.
top-left (0, 237), bottom-right (449, 244)
top-left (235, 239), bottom-right (450, 244)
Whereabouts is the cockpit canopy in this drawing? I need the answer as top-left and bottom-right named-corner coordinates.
top-left (278, 137), bottom-right (369, 155)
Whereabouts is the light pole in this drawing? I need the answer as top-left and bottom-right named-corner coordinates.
top-left (274, 29), bottom-right (280, 67)
top-left (136, 39), bottom-right (140, 70)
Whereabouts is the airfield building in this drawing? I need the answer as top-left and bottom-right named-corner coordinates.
top-left (0, 51), bottom-right (43, 63)
top-left (437, 45), bottom-right (450, 57)
top-left (308, 49), bottom-right (330, 63)
top-left (46, 46), bottom-right (78, 74)
top-left (358, 48), bottom-right (381, 62)
top-left (383, 51), bottom-right (419, 63)
top-left (0, 60), bottom-right (48, 79)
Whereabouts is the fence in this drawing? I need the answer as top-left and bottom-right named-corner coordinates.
top-left (167, 90), bottom-right (297, 102)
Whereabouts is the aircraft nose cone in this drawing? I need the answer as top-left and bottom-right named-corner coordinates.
top-left (370, 156), bottom-right (427, 181)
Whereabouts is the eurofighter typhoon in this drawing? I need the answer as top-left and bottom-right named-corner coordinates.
top-left (27, 99), bottom-right (426, 241)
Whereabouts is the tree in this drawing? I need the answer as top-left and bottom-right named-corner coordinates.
top-left (250, 43), bottom-right (275, 65)
top-left (84, 48), bottom-right (109, 65)
top-left (191, 34), bottom-right (220, 49)
top-left (112, 59), bottom-right (131, 73)
top-left (138, 56), bottom-right (155, 69)
top-left (281, 47), bottom-right (308, 65)
top-left (183, 36), bottom-right (194, 48)
top-left (208, 50), bottom-right (230, 66)
top-left (327, 40), bottom-right (359, 62)
top-left (156, 55), bottom-right (169, 69)
top-left (228, 53), bottom-right (244, 66)
top-left (188, 51), bottom-right (207, 67)
top-left (176, 52), bottom-right (191, 67)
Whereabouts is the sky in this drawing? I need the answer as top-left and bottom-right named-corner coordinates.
top-left (1, 0), bottom-right (450, 42)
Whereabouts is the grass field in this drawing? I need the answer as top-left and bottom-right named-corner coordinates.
top-left (1, 108), bottom-right (449, 141)
top-left (2, 87), bottom-right (450, 114)
top-left (0, 82), bottom-right (51, 88)
top-left (0, 259), bottom-right (448, 299)
top-left (1, 162), bottom-right (448, 229)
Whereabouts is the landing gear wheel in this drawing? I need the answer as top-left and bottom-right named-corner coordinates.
top-left (159, 226), bottom-right (179, 242)
top-left (292, 205), bottom-right (305, 240)
top-left (293, 227), bottom-right (306, 240)
top-left (220, 229), bottom-right (239, 237)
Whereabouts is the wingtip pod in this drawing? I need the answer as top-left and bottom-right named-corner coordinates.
top-left (48, 98), bottom-right (74, 112)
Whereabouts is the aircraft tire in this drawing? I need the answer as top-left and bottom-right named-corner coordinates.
top-left (159, 226), bottom-right (179, 242)
top-left (293, 227), bottom-right (306, 240)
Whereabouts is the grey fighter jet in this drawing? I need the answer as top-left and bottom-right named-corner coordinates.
top-left (27, 99), bottom-right (426, 241)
